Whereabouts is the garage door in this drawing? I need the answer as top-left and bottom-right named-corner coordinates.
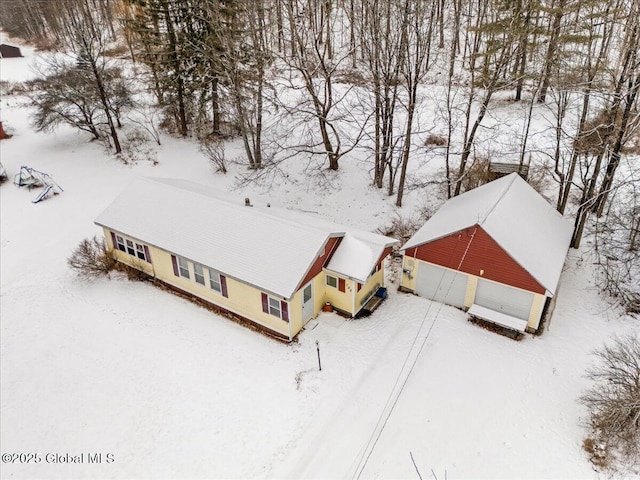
top-left (474, 279), bottom-right (534, 321)
top-left (415, 262), bottom-right (468, 308)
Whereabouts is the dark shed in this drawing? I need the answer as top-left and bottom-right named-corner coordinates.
top-left (0, 44), bottom-right (23, 58)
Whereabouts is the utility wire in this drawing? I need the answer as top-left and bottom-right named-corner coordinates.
top-left (351, 228), bottom-right (478, 479)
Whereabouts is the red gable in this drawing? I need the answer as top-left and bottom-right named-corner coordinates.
top-left (405, 225), bottom-right (545, 295)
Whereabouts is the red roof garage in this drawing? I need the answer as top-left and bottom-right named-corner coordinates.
top-left (401, 173), bottom-right (573, 334)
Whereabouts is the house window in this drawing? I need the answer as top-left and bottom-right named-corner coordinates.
top-left (303, 284), bottom-right (312, 303)
top-left (113, 232), bottom-right (150, 263)
top-left (268, 297), bottom-right (281, 317)
top-left (170, 256), bottom-right (227, 296)
top-left (193, 263), bottom-right (205, 285)
top-left (326, 275), bottom-right (338, 288)
top-left (261, 293), bottom-right (289, 322)
top-left (177, 256), bottom-right (190, 279)
top-left (209, 270), bottom-right (221, 293)
top-left (126, 239), bottom-right (136, 256)
top-left (135, 243), bottom-right (147, 261)
top-left (115, 235), bottom-right (126, 252)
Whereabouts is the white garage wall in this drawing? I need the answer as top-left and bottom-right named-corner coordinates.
top-left (415, 262), bottom-right (468, 308)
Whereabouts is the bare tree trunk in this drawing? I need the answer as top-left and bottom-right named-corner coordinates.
top-left (557, 14), bottom-right (613, 213)
top-left (349, 0), bottom-right (356, 68)
top-left (362, 0), bottom-right (405, 188)
top-left (283, 0), bottom-right (351, 171)
top-left (592, 15), bottom-right (640, 215)
top-left (396, 0), bottom-right (435, 207)
top-left (514, 0), bottom-right (532, 101)
top-left (454, 0), bottom-right (514, 196)
top-left (64, 3), bottom-right (122, 153)
top-left (160, 0), bottom-right (188, 136)
top-left (571, 152), bottom-right (605, 248)
top-left (538, 0), bottom-right (566, 103)
top-left (276, 0), bottom-right (284, 53)
top-left (593, 73), bottom-right (640, 216)
top-left (211, 77), bottom-right (220, 134)
top-left (551, 90), bottom-right (569, 208)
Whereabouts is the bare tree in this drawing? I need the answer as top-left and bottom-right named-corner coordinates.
top-left (29, 54), bottom-right (130, 147)
top-left (199, 137), bottom-right (228, 174)
top-left (570, 10), bottom-right (640, 248)
top-left (59, 1), bottom-right (126, 153)
top-left (282, 0), bottom-right (358, 170)
top-left (453, 0), bottom-right (516, 196)
top-left (216, 0), bottom-right (271, 169)
top-left (580, 333), bottom-right (640, 473)
top-left (555, 1), bottom-right (615, 214)
top-left (537, 0), bottom-right (567, 103)
top-left (359, 0), bottom-right (405, 188)
top-left (395, 0), bottom-right (436, 206)
top-left (592, 173), bottom-right (640, 314)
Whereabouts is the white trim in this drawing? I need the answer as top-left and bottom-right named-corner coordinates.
top-left (352, 278), bottom-right (356, 314)
top-left (177, 256), bottom-right (190, 279)
top-left (208, 269), bottom-right (222, 294)
top-left (193, 263), bottom-right (206, 285)
top-left (268, 296), bottom-right (282, 318)
top-left (468, 304), bottom-right (528, 332)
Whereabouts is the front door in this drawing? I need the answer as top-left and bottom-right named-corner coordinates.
top-left (302, 282), bottom-right (314, 324)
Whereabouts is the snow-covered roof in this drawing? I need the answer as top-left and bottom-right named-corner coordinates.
top-left (402, 173), bottom-right (573, 295)
top-left (95, 177), bottom-right (398, 299)
top-left (325, 233), bottom-right (383, 283)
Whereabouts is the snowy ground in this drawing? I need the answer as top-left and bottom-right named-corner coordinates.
top-left (1, 48), bottom-right (638, 480)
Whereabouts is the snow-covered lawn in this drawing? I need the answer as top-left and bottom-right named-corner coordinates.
top-left (1, 51), bottom-right (638, 480)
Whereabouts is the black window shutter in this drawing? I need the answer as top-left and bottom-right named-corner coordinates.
top-left (261, 293), bottom-right (269, 313)
top-left (143, 245), bottom-right (151, 263)
top-left (220, 275), bottom-right (228, 297)
top-left (171, 255), bottom-right (179, 276)
top-left (281, 301), bottom-right (289, 322)
top-left (110, 231), bottom-right (117, 249)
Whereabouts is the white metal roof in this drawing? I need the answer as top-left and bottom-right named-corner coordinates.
top-left (325, 233), bottom-right (382, 283)
top-left (402, 173), bottom-right (573, 295)
top-left (95, 177), bottom-right (398, 299)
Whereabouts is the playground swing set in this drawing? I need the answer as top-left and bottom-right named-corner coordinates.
top-left (13, 165), bottom-right (64, 203)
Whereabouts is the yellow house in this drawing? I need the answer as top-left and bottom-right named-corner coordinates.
top-left (95, 177), bottom-right (399, 341)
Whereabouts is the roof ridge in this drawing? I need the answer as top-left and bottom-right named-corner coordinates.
top-left (478, 173), bottom-right (518, 225)
top-left (143, 176), bottom-right (344, 238)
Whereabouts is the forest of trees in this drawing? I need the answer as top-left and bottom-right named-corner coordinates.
top-left (1, 0), bottom-right (639, 312)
